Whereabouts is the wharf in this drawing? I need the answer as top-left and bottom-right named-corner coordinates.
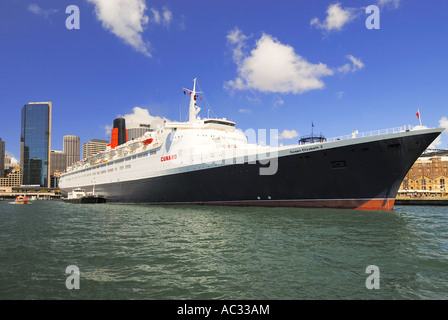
top-left (395, 196), bottom-right (448, 206)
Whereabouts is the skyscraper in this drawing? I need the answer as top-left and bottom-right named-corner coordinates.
top-left (20, 102), bottom-right (52, 187)
top-left (82, 139), bottom-right (109, 159)
top-left (50, 150), bottom-right (67, 176)
top-left (63, 135), bottom-right (80, 168)
top-left (0, 138), bottom-right (5, 178)
top-left (127, 124), bottom-right (151, 141)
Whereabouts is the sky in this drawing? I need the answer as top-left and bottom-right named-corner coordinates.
top-left (1, 0), bottom-right (448, 162)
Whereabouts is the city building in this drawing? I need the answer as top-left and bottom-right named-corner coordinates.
top-left (4, 154), bottom-right (18, 172)
top-left (406, 156), bottom-right (448, 176)
top-left (50, 150), bottom-right (66, 175)
top-left (399, 155), bottom-right (448, 195)
top-left (0, 166), bottom-right (23, 187)
top-left (20, 102), bottom-right (52, 187)
top-left (82, 139), bottom-right (109, 160)
top-left (50, 150), bottom-right (66, 188)
top-left (127, 124), bottom-right (151, 141)
top-left (63, 135), bottom-right (80, 168)
top-left (4, 154), bottom-right (11, 171)
top-left (0, 138), bottom-right (5, 178)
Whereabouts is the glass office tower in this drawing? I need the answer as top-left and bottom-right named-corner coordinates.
top-left (20, 102), bottom-right (52, 187)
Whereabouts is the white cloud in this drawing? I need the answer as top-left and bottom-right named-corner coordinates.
top-left (337, 55), bottom-right (365, 74)
top-left (102, 107), bottom-right (171, 136)
top-left (438, 116), bottom-right (448, 147)
top-left (336, 91), bottom-right (345, 99)
top-left (119, 106), bottom-right (170, 129)
top-left (28, 3), bottom-right (58, 19)
top-left (226, 31), bottom-right (334, 94)
top-left (162, 7), bottom-right (173, 26)
top-left (103, 124), bottom-right (113, 136)
top-left (278, 129), bottom-right (299, 140)
top-left (227, 27), bottom-right (250, 66)
top-left (439, 116), bottom-right (448, 130)
top-left (273, 96), bottom-right (284, 108)
top-left (150, 8), bottom-right (161, 24)
top-left (150, 6), bottom-right (173, 26)
top-left (311, 3), bottom-right (358, 32)
top-left (87, 0), bottom-right (151, 57)
top-left (378, 0), bottom-right (400, 8)
top-left (238, 108), bottom-right (251, 114)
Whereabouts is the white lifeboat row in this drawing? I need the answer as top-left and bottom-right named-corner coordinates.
top-left (66, 131), bottom-right (163, 173)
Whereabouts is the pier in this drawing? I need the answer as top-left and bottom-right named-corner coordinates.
top-left (395, 193), bottom-right (448, 206)
top-left (0, 186), bottom-right (62, 201)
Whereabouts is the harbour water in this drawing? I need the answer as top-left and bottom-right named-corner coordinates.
top-left (0, 200), bottom-right (447, 300)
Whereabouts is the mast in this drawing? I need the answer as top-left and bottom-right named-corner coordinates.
top-left (188, 78), bottom-right (201, 122)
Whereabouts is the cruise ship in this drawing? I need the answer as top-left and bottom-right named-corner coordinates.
top-left (59, 79), bottom-right (444, 210)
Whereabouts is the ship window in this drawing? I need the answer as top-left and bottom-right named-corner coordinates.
top-left (331, 160), bottom-right (347, 169)
top-left (204, 120), bottom-right (235, 127)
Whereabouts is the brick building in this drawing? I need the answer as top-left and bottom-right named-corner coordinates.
top-left (399, 156), bottom-right (448, 195)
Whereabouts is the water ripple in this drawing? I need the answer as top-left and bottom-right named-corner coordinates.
top-left (0, 201), bottom-right (447, 299)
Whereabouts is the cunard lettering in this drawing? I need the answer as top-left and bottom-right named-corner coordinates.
top-left (160, 154), bottom-right (177, 162)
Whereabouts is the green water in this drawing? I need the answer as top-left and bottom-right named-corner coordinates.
top-left (0, 200), bottom-right (447, 299)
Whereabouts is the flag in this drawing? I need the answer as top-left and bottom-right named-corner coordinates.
top-left (312, 121), bottom-right (314, 127)
top-left (416, 111), bottom-right (420, 119)
top-left (183, 89), bottom-right (186, 95)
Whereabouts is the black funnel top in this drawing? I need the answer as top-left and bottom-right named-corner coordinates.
top-left (113, 118), bottom-right (127, 146)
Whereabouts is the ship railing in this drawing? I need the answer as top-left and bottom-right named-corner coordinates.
top-left (325, 124), bottom-right (415, 143)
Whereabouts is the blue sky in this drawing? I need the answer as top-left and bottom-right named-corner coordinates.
top-left (1, 0), bottom-right (448, 162)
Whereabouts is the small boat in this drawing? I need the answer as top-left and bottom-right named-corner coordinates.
top-left (63, 188), bottom-right (106, 204)
top-left (15, 196), bottom-right (29, 204)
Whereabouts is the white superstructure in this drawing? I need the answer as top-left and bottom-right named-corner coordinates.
top-left (59, 79), bottom-right (267, 190)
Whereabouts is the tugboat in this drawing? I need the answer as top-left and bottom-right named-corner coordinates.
top-left (15, 196), bottom-right (29, 204)
top-left (63, 188), bottom-right (106, 204)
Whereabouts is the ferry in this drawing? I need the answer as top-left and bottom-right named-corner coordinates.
top-left (15, 196), bottom-right (29, 204)
top-left (59, 78), bottom-right (443, 210)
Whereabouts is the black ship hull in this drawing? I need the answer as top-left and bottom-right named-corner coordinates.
top-left (63, 195), bottom-right (107, 204)
top-left (61, 129), bottom-right (442, 210)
